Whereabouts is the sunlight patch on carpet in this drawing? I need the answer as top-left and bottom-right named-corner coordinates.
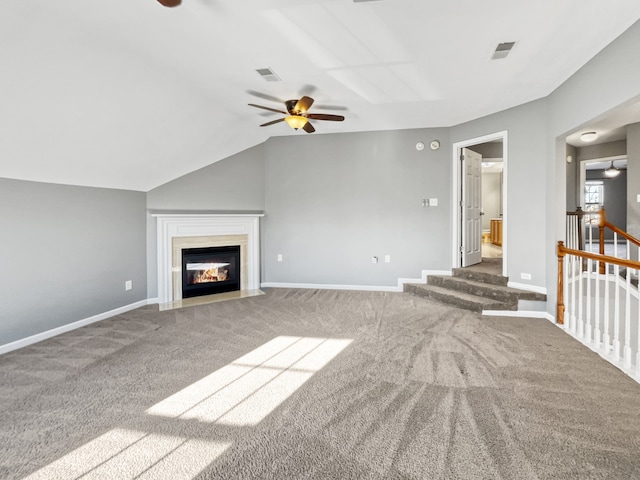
top-left (22, 428), bottom-right (231, 480)
top-left (146, 336), bottom-right (353, 426)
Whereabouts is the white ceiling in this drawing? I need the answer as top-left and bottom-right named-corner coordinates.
top-left (565, 100), bottom-right (640, 147)
top-left (2, 0), bottom-right (640, 191)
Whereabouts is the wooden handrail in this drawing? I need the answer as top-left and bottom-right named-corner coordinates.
top-left (596, 207), bottom-right (640, 248)
top-left (603, 220), bottom-right (640, 248)
top-left (557, 240), bottom-right (640, 326)
top-left (596, 207), bottom-right (640, 273)
top-left (558, 243), bottom-right (640, 270)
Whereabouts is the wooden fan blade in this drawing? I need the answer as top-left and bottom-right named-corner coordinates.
top-left (260, 118), bottom-right (285, 127)
top-left (247, 90), bottom-right (284, 104)
top-left (306, 113), bottom-right (345, 121)
top-left (294, 96), bottom-right (314, 113)
top-left (248, 104), bottom-right (287, 115)
top-left (303, 122), bottom-right (315, 133)
top-left (157, 0), bottom-right (181, 6)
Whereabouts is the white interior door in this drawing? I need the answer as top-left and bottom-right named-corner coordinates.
top-left (462, 148), bottom-right (482, 267)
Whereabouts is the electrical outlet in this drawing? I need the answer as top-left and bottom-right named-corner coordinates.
top-left (277, 254), bottom-right (283, 262)
top-left (429, 198), bottom-right (438, 206)
top-left (520, 273), bottom-right (531, 280)
top-left (372, 256), bottom-right (378, 264)
top-left (384, 255), bottom-right (391, 263)
top-left (125, 280), bottom-right (132, 291)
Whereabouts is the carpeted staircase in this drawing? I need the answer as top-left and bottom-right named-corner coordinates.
top-left (404, 260), bottom-right (546, 313)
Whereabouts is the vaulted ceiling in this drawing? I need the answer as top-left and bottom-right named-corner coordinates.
top-left (2, 0), bottom-right (640, 191)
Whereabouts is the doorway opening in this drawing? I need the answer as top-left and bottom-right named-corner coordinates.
top-left (452, 131), bottom-right (508, 278)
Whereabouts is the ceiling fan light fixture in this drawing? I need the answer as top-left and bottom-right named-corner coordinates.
top-left (580, 131), bottom-right (598, 142)
top-left (604, 161), bottom-right (620, 177)
top-left (284, 115), bottom-right (308, 130)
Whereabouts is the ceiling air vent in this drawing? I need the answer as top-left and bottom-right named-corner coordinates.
top-left (255, 67), bottom-right (281, 82)
top-left (492, 42), bottom-right (516, 60)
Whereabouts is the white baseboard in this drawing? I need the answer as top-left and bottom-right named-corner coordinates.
top-left (483, 310), bottom-right (554, 321)
top-left (0, 299), bottom-right (149, 356)
top-left (261, 270), bottom-right (453, 294)
top-left (260, 282), bottom-right (400, 292)
top-left (507, 281), bottom-right (547, 295)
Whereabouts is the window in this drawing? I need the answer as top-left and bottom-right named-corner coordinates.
top-left (584, 180), bottom-right (603, 225)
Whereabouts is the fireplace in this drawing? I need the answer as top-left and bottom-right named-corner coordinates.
top-left (181, 245), bottom-right (241, 298)
top-left (153, 213), bottom-right (262, 304)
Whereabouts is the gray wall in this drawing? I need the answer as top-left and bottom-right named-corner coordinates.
top-left (585, 169), bottom-right (627, 239)
top-left (451, 99), bottom-right (549, 287)
top-left (546, 19), bottom-right (640, 315)
top-left (577, 140), bottom-right (626, 162)
top-left (262, 128), bottom-right (451, 286)
top-left (0, 178), bottom-right (146, 346)
top-left (627, 123), bottom-right (640, 243)
top-left (146, 144), bottom-right (266, 211)
top-left (470, 142), bottom-right (504, 159)
top-left (146, 144), bottom-right (266, 298)
top-left (481, 172), bottom-right (502, 231)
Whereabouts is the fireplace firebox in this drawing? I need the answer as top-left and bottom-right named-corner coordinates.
top-left (181, 245), bottom-right (240, 298)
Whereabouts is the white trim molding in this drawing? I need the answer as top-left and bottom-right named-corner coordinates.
top-left (507, 281), bottom-right (547, 295)
top-left (261, 270), bottom-right (453, 293)
top-left (451, 131), bottom-right (508, 277)
top-left (0, 300), bottom-right (149, 355)
top-left (483, 310), bottom-right (554, 321)
top-left (153, 213), bottom-right (263, 304)
top-left (261, 282), bottom-right (400, 292)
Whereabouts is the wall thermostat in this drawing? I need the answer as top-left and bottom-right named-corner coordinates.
top-left (415, 141), bottom-right (425, 151)
top-left (430, 140), bottom-right (440, 150)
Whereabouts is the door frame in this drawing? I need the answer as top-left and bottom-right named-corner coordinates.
top-left (451, 130), bottom-right (508, 277)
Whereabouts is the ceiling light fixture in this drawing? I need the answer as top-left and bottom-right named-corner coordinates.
top-left (284, 115), bottom-right (308, 130)
top-left (604, 161), bottom-right (620, 177)
top-left (580, 131), bottom-right (598, 142)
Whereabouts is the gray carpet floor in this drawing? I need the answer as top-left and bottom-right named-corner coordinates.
top-left (1, 289), bottom-right (640, 479)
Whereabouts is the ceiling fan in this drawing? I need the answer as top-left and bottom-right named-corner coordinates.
top-left (248, 96), bottom-right (345, 133)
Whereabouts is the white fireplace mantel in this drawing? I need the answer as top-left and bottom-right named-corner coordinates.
top-left (153, 213), bottom-right (263, 304)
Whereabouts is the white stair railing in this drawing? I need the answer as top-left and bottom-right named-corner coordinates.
top-left (557, 241), bottom-right (640, 381)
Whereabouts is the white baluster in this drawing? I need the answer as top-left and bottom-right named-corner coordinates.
top-left (635, 267), bottom-right (640, 377)
top-left (585, 258), bottom-right (592, 343)
top-left (613, 264), bottom-right (621, 361)
top-left (593, 258), bottom-right (601, 349)
top-left (578, 258), bottom-right (584, 338)
top-left (603, 260), bottom-right (611, 354)
top-left (624, 263), bottom-right (632, 369)
top-left (570, 255), bottom-right (577, 333)
top-left (564, 255), bottom-right (570, 331)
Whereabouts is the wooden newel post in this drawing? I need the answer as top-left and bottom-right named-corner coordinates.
top-left (557, 241), bottom-right (565, 325)
top-left (598, 207), bottom-right (606, 274)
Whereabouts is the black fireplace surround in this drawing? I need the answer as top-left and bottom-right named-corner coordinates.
top-left (181, 245), bottom-right (240, 298)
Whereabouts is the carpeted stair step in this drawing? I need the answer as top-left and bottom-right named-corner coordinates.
top-left (452, 267), bottom-right (509, 286)
top-left (404, 283), bottom-right (516, 313)
top-left (427, 275), bottom-right (546, 304)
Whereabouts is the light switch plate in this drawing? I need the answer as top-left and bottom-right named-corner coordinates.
top-left (637, 194), bottom-right (640, 203)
